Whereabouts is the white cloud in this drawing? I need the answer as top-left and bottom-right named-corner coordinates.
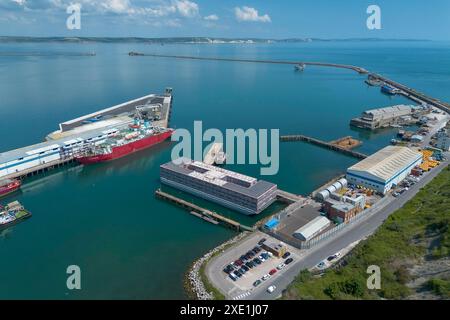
top-left (175, 0), bottom-right (199, 18)
top-left (234, 6), bottom-right (271, 23)
top-left (99, 0), bottom-right (130, 14)
top-left (12, 0), bottom-right (26, 6)
top-left (203, 14), bottom-right (218, 21)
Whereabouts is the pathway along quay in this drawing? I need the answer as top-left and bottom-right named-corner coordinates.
top-left (129, 52), bottom-right (369, 74)
top-left (280, 135), bottom-right (368, 159)
top-left (132, 53), bottom-right (450, 115)
top-left (155, 189), bottom-right (254, 231)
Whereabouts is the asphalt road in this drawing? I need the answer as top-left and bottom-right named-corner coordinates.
top-left (249, 157), bottom-right (449, 300)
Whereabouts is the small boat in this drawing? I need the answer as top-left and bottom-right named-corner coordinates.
top-left (0, 201), bottom-right (31, 230)
top-left (294, 63), bottom-right (305, 71)
top-left (0, 179), bottom-right (21, 198)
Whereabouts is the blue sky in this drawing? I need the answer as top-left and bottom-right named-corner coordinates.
top-left (1, 0), bottom-right (449, 39)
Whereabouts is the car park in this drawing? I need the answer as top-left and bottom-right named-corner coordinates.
top-left (285, 257), bottom-right (294, 264)
top-left (267, 285), bottom-right (276, 293)
top-left (269, 268), bottom-right (277, 276)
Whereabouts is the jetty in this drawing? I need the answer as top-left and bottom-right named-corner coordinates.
top-left (280, 135), bottom-right (367, 159)
top-left (155, 189), bottom-right (253, 232)
top-left (130, 53), bottom-right (369, 74)
top-left (329, 136), bottom-right (362, 150)
top-left (368, 73), bottom-right (450, 114)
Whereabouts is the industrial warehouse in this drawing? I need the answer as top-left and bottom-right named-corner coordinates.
top-left (350, 104), bottom-right (424, 130)
top-left (346, 146), bottom-right (423, 194)
top-left (159, 159), bottom-right (278, 215)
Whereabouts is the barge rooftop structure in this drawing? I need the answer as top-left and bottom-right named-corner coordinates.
top-left (160, 158), bottom-right (278, 215)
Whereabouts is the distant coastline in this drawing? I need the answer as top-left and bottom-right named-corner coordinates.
top-left (0, 36), bottom-right (432, 44)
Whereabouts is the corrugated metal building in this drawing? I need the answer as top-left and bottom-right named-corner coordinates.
top-left (346, 146), bottom-right (423, 194)
top-left (293, 216), bottom-right (331, 241)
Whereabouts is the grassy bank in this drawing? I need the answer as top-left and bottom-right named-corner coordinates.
top-left (283, 165), bottom-right (450, 300)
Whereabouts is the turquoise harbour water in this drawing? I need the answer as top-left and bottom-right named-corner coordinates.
top-left (0, 41), bottom-right (449, 299)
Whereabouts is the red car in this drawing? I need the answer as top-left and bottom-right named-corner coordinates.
top-left (269, 269), bottom-right (277, 276)
top-left (234, 259), bottom-right (243, 266)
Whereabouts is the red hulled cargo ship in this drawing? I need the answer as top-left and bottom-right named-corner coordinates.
top-left (0, 179), bottom-right (21, 198)
top-left (75, 122), bottom-right (173, 164)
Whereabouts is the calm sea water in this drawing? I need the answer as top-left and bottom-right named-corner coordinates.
top-left (0, 41), bottom-right (449, 299)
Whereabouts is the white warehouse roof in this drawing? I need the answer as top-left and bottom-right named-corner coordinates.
top-left (364, 105), bottom-right (412, 119)
top-left (347, 146), bottom-right (422, 183)
top-left (293, 216), bottom-right (331, 241)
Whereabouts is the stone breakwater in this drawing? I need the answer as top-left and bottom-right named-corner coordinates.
top-left (186, 231), bottom-right (249, 300)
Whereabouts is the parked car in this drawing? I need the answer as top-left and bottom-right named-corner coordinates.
top-left (229, 273), bottom-right (238, 281)
top-left (262, 274), bottom-right (271, 281)
top-left (223, 265), bottom-right (234, 274)
top-left (282, 252), bottom-right (291, 259)
top-left (240, 255), bottom-right (247, 261)
top-left (233, 270), bottom-right (242, 278)
top-left (245, 262), bottom-right (254, 269)
top-left (285, 257), bottom-right (294, 264)
top-left (241, 265), bottom-right (249, 272)
top-left (327, 255), bottom-right (336, 262)
top-left (253, 258), bottom-right (262, 265)
top-left (276, 263), bottom-right (286, 270)
top-left (258, 255), bottom-right (266, 262)
top-left (269, 268), bottom-right (277, 276)
top-left (267, 285), bottom-right (276, 293)
top-left (258, 238), bottom-right (267, 245)
top-left (393, 192), bottom-right (400, 197)
top-left (253, 279), bottom-right (262, 287)
top-left (261, 252), bottom-right (269, 259)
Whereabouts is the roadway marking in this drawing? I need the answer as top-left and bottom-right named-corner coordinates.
top-left (232, 291), bottom-right (252, 300)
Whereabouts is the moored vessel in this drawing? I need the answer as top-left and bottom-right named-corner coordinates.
top-left (75, 120), bottom-right (173, 164)
top-left (0, 201), bottom-right (31, 230)
top-left (0, 179), bottom-right (21, 198)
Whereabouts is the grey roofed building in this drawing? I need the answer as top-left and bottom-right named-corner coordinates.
top-left (160, 158), bottom-right (278, 215)
top-left (58, 94), bottom-right (167, 132)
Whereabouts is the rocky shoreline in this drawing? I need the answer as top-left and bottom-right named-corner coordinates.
top-left (185, 231), bottom-right (250, 300)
